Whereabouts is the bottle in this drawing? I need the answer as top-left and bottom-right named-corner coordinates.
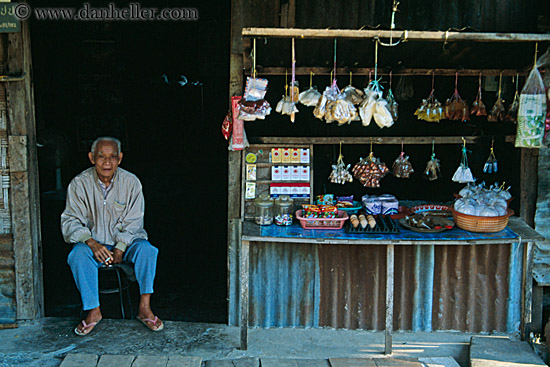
top-left (254, 194), bottom-right (274, 225)
top-left (274, 195), bottom-right (294, 226)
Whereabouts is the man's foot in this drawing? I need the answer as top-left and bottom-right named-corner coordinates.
top-left (136, 314), bottom-right (164, 331)
top-left (74, 308), bottom-right (102, 336)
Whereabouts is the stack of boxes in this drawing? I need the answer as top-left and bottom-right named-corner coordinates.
top-left (270, 148), bottom-right (310, 198)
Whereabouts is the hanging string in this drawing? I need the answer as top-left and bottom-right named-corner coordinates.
top-left (333, 39), bottom-right (337, 84)
top-left (478, 72), bottom-right (483, 100)
top-left (431, 139), bottom-right (436, 160)
top-left (497, 72), bottom-right (502, 101)
top-left (252, 38), bottom-right (256, 79)
top-left (400, 139), bottom-right (404, 158)
top-left (369, 140), bottom-right (374, 159)
top-left (374, 39), bottom-right (379, 82)
top-left (349, 71), bottom-right (353, 86)
top-left (291, 38), bottom-right (296, 103)
top-left (461, 137), bottom-right (468, 168)
top-left (534, 42), bottom-right (539, 67)
top-left (310, 72), bottom-right (314, 89)
top-left (284, 69), bottom-right (288, 97)
top-left (337, 141), bottom-right (344, 164)
top-left (389, 71), bottom-right (393, 90)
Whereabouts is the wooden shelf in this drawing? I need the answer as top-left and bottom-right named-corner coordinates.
top-left (252, 162), bottom-right (310, 167)
top-left (258, 136), bottom-right (516, 145)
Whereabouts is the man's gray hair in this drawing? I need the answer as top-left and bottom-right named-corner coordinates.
top-left (91, 137), bottom-right (122, 155)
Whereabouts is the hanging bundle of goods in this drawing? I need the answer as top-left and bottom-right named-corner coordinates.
top-left (358, 41), bottom-right (394, 128)
top-left (238, 77), bottom-right (272, 121)
top-left (276, 80), bottom-right (299, 120)
top-left (470, 73), bottom-right (487, 117)
top-left (299, 72), bottom-right (322, 107)
top-left (238, 39), bottom-right (271, 121)
top-left (313, 41), bottom-right (359, 126)
top-left (423, 141), bottom-right (441, 181)
top-left (444, 72), bottom-right (469, 122)
top-left (483, 139), bottom-right (498, 174)
top-left (488, 73), bottom-right (506, 122)
top-left (415, 73), bottom-right (445, 122)
top-left (505, 75), bottom-right (520, 123)
top-left (328, 143), bottom-right (353, 184)
top-left (392, 143), bottom-right (414, 178)
top-left (452, 139), bottom-right (475, 183)
top-left (351, 144), bottom-right (390, 188)
top-left (515, 47), bottom-right (549, 148)
top-left (385, 72), bottom-right (399, 121)
top-left (276, 39), bottom-right (299, 122)
top-left (454, 182), bottom-right (511, 217)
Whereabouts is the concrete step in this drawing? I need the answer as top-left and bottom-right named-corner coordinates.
top-left (470, 336), bottom-right (546, 367)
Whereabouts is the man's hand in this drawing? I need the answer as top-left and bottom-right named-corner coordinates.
top-left (112, 248), bottom-right (124, 264)
top-left (85, 238), bottom-right (113, 265)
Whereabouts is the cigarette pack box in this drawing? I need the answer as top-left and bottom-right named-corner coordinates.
top-left (301, 166), bottom-right (310, 181)
top-left (246, 164), bottom-right (256, 181)
top-left (282, 166), bottom-right (291, 180)
top-left (291, 166), bottom-right (301, 181)
top-left (291, 149), bottom-right (300, 163)
top-left (272, 148), bottom-right (281, 163)
top-left (245, 182), bottom-right (256, 199)
top-left (281, 186), bottom-right (291, 195)
top-left (271, 166), bottom-right (282, 181)
top-left (282, 148), bottom-right (291, 163)
top-left (270, 185), bottom-right (281, 196)
top-left (300, 148), bottom-right (310, 163)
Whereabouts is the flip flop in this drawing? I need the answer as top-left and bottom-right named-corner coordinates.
top-left (74, 319), bottom-right (100, 336)
top-left (137, 315), bottom-right (164, 332)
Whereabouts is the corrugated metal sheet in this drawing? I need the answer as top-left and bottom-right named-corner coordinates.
top-left (432, 244), bottom-right (510, 332)
top-left (534, 147), bottom-right (550, 285)
top-left (244, 242), bottom-right (520, 333)
top-left (249, 242), bottom-right (317, 327)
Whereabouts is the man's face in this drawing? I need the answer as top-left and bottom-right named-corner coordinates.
top-left (88, 141), bottom-right (123, 182)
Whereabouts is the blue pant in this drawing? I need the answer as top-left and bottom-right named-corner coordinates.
top-left (67, 239), bottom-right (158, 311)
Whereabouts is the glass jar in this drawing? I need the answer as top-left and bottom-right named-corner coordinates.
top-left (274, 195), bottom-right (294, 226)
top-left (255, 194), bottom-right (274, 225)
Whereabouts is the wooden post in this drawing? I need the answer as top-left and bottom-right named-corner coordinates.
top-left (240, 240), bottom-right (250, 350)
top-left (5, 20), bottom-right (43, 320)
top-left (520, 148), bottom-right (538, 227)
top-left (385, 244), bottom-right (394, 355)
top-left (522, 241), bottom-right (534, 340)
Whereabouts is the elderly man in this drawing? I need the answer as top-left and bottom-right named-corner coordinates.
top-left (61, 136), bottom-right (163, 335)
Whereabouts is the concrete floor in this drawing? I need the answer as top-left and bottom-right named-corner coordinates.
top-left (0, 317), bottom-right (529, 367)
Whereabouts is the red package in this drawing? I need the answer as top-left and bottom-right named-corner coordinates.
top-left (221, 110), bottom-right (232, 141)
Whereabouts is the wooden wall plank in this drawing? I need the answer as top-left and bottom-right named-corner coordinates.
top-left (5, 19), bottom-right (43, 320)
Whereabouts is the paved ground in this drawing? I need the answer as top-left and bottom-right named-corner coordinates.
top-left (0, 317), bottom-right (535, 367)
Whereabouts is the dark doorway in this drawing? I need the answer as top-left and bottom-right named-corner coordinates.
top-left (31, 1), bottom-right (230, 323)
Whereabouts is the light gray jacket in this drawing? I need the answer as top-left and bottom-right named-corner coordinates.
top-left (61, 167), bottom-right (148, 252)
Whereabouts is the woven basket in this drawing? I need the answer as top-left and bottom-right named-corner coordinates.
top-left (451, 207), bottom-right (514, 233)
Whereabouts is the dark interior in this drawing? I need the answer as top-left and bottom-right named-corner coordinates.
top-left (32, 0), bottom-right (231, 322)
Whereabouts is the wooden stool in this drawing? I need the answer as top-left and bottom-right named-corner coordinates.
top-left (97, 263), bottom-right (135, 319)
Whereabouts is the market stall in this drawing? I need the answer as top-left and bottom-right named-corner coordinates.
top-left (226, 27), bottom-right (550, 352)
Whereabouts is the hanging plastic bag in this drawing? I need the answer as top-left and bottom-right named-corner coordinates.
top-left (488, 74), bottom-right (506, 122)
top-left (445, 73), bottom-right (470, 122)
top-left (221, 110), bottom-right (232, 141)
top-left (423, 141), bottom-right (441, 181)
top-left (483, 139), bottom-right (498, 174)
top-left (471, 74), bottom-right (487, 117)
top-left (394, 76), bottom-right (414, 101)
top-left (392, 147), bottom-right (414, 178)
top-left (505, 77), bottom-right (520, 123)
top-left (329, 144), bottom-right (353, 184)
top-left (299, 86), bottom-right (321, 107)
top-left (515, 48), bottom-right (549, 148)
top-left (452, 140), bottom-right (475, 183)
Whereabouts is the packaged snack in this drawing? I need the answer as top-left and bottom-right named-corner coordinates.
top-left (336, 195), bottom-right (354, 208)
top-left (316, 194), bottom-right (334, 205)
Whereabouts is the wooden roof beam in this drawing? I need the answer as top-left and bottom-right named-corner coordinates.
top-left (242, 28), bottom-right (550, 42)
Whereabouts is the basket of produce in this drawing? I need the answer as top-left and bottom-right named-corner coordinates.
top-left (451, 207), bottom-right (514, 233)
top-left (296, 209), bottom-right (349, 230)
